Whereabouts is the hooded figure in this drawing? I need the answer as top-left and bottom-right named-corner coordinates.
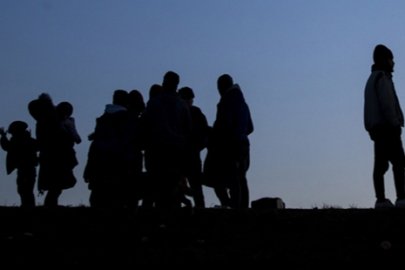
top-left (178, 87), bottom-right (211, 208)
top-left (204, 74), bottom-right (253, 209)
top-left (84, 90), bottom-right (137, 207)
top-left (364, 45), bottom-right (405, 209)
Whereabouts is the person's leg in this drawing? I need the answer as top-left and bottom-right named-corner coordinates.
top-left (90, 187), bottom-right (108, 207)
top-left (124, 175), bottom-right (140, 209)
top-left (89, 189), bottom-right (99, 207)
top-left (239, 144), bottom-right (250, 208)
top-left (229, 144), bottom-right (250, 208)
top-left (44, 189), bottom-right (62, 207)
top-left (188, 173), bottom-right (205, 208)
top-left (185, 152), bottom-right (205, 208)
top-left (16, 170), bottom-right (36, 207)
top-left (228, 160), bottom-right (241, 209)
top-left (143, 151), bottom-right (158, 207)
top-left (388, 136), bottom-right (405, 200)
top-left (214, 187), bottom-right (230, 207)
top-left (373, 139), bottom-right (390, 201)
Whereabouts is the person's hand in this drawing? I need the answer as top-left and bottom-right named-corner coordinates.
top-left (0, 127), bottom-right (7, 136)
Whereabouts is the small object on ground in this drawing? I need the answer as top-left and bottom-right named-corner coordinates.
top-left (381, 241), bottom-right (391, 249)
top-left (251, 197), bottom-right (285, 209)
top-left (375, 199), bottom-right (394, 209)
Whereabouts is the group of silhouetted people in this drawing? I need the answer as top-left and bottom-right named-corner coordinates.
top-left (0, 94), bottom-right (81, 207)
top-left (7, 43), bottom-right (405, 210)
top-left (1, 71), bottom-right (254, 210)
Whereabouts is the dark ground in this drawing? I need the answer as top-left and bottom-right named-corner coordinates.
top-left (0, 206), bottom-right (404, 267)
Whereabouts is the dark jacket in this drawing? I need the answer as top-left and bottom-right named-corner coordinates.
top-left (84, 104), bottom-right (137, 188)
top-left (29, 95), bottom-right (78, 191)
top-left (364, 65), bottom-right (404, 135)
top-left (208, 84), bottom-right (253, 148)
top-left (142, 91), bottom-right (192, 151)
top-left (0, 132), bottom-right (38, 175)
top-left (189, 105), bottom-right (210, 152)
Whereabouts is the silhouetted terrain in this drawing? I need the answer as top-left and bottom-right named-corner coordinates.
top-left (0, 207), bottom-right (404, 267)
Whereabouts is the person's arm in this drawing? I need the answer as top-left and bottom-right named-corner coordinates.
top-left (0, 128), bottom-right (10, 151)
top-left (65, 117), bottom-right (82, 144)
top-left (377, 74), bottom-right (403, 127)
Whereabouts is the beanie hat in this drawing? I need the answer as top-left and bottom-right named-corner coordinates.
top-left (373, 44), bottom-right (393, 64)
top-left (8, 121), bottom-right (28, 135)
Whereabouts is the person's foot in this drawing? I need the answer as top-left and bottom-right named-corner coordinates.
top-left (375, 199), bottom-right (394, 209)
top-left (395, 198), bottom-right (405, 208)
top-left (213, 205), bottom-right (231, 209)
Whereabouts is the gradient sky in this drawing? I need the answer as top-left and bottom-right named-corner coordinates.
top-left (2, 1), bottom-right (405, 208)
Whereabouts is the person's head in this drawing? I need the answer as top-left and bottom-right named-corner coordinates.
top-left (128, 90), bottom-right (145, 116)
top-left (149, 84), bottom-right (164, 100)
top-left (56, 102), bottom-right (73, 118)
top-left (28, 99), bottom-right (41, 120)
top-left (28, 94), bottom-right (54, 121)
top-left (178, 87), bottom-right (195, 107)
top-left (373, 44), bottom-right (394, 72)
top-left (162, 71), bottom-right (180, 92)
top-left (8, 121), bottom-right (28, 136)
top-left (217, 74), bottom-right (233, 96)
top-left (113, 89), bottom-right (129, 108)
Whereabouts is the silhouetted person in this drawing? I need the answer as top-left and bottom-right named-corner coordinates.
top-left (56, 101), bottom-right (82, 145)
top-left (205, 74), bottom-right (253, 208)
top-left (128, 90), bottom-right (145, 119)
top-left (178, 87), bottom-right (210, 208)
top-left (127, 89), bottom-right (145, 206)
top-left (84, 90), bottom-right (137, 207)
top-left (148, 84), bottom-right (164, 101)
top-left (28, 93), bottom-right (78, 207)
top-left (142, 72), bottom-right (192, 211)
top-left (364, 44), bottom-right (405, 208)
top-left (0, 121), bottom-right (38, 207)
top-left (140, 84), bottom-right (163, 207)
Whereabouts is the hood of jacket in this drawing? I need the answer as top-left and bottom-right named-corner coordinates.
top-left (104, 104), bottom-right (127, 114)
top-left (372, 64), bottom-right (393, 76)
top-left (154, 91), bottom-right (184, 105)
top-left (222, 84), bottom-right (246, 102)
top-left (97, 104), bottom-right (132, 127)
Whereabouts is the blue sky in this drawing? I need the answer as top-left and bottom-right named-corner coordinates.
top-left (2, 1), bottom-right (405, 208)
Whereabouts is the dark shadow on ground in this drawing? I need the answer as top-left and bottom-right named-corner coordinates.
top-left (0, 207), bottom-right (404, 267)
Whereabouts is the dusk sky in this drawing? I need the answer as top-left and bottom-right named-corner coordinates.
top-left (2, 1), bottom-right (405, 208)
